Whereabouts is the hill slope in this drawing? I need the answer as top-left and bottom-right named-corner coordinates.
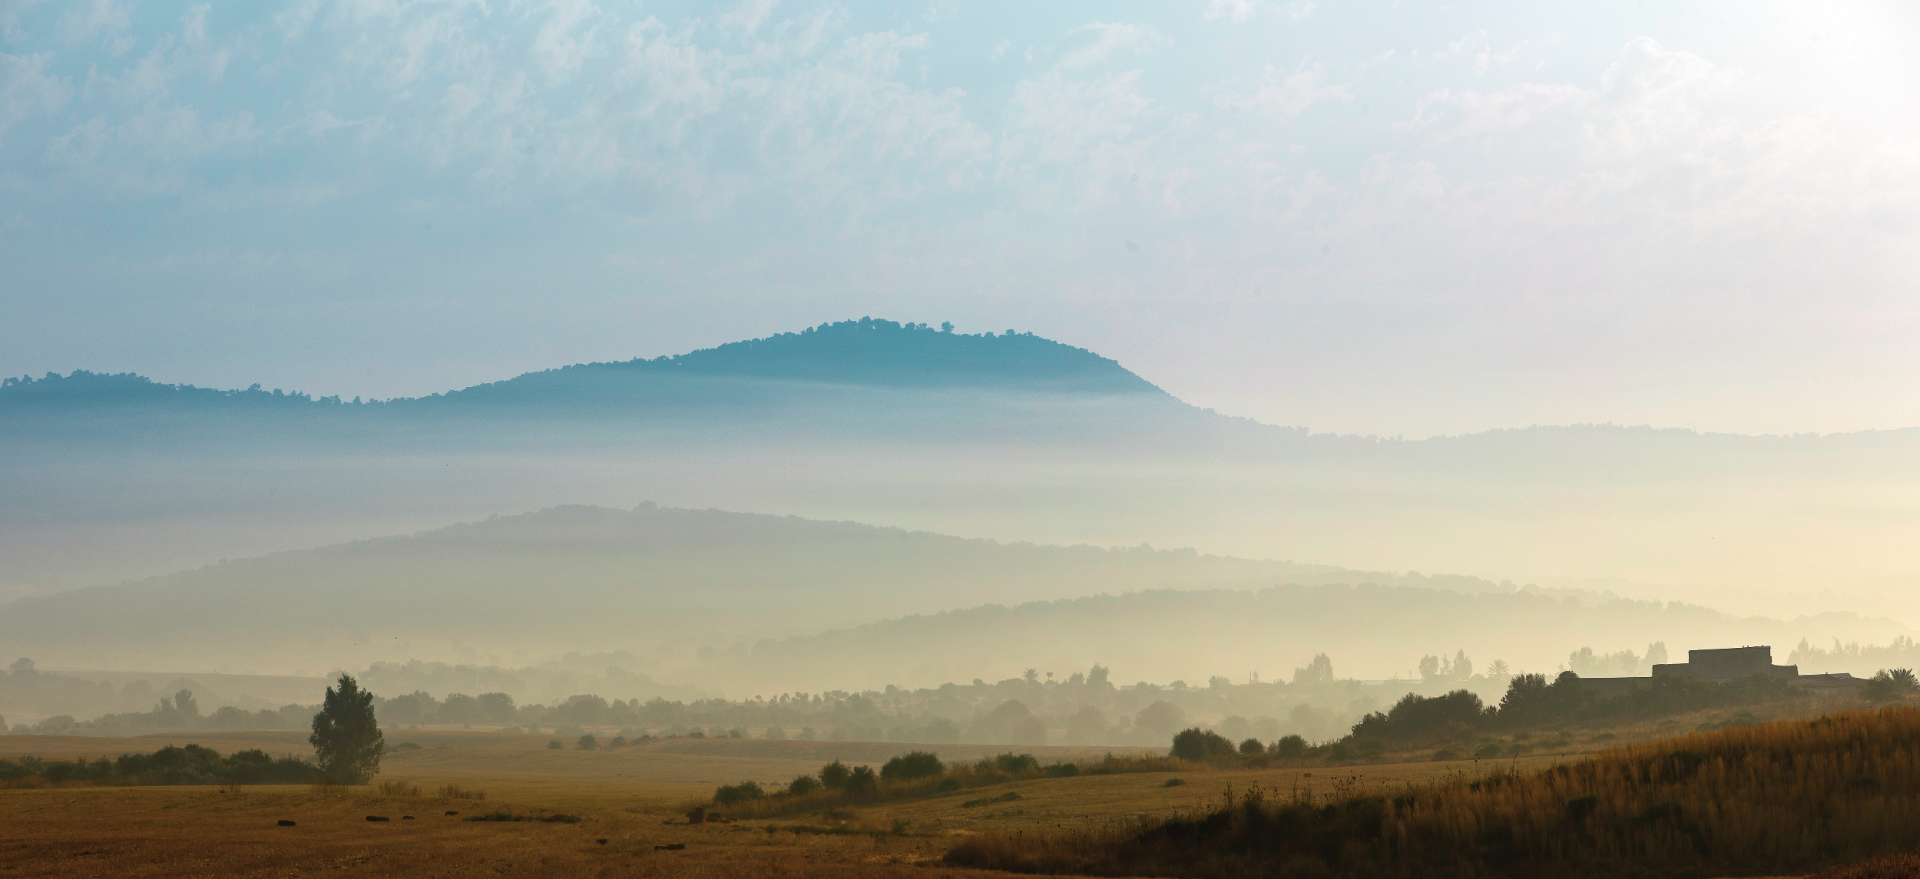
top-left (0, 504), bottom-right (1327, 672)
top-left (0, 504), bottom-right (1902, 697)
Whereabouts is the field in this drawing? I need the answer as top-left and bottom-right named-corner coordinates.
top-left (0, 731), bottom-right (1574, 878)
top-left (3, 708), bottom-right (1913, 878)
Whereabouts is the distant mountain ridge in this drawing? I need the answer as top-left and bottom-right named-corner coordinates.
top-left (0, 503), bottom-right (1346, 672)
top-left (0, 503), bottom-right (1903, 694)
top-left (0, 318), bottom-right (1166, 413)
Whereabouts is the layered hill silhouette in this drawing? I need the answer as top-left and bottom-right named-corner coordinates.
top-left (0, 504), bottom-right (1341, 671)
top-left (0, 318), bottom-right (1167, 420)
top-left (0, 504), bottom-right (1903, 693)
top-left (2, 316), bottom-right (1918, 627)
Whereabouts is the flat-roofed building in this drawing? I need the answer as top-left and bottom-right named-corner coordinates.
top-left (1577, 645), bottom-right (1860, 697)
top-left (1651, 646), bottom-right (1798, 682)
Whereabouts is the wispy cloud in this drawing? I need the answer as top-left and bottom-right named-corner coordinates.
top-left (1057, 22), bottom-right (1162, 70)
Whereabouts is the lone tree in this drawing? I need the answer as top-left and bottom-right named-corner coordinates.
top-left (310, 673), bottom-right (383, 783)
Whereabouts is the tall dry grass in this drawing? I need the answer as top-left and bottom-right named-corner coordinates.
top-left (949, 705), bottom-right (1920, 878)
top-left (377, 780), bottom-right (422, 797)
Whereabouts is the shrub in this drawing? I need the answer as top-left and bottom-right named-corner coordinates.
top-left (714, 781), bottom-right (765, 805)
top-left (786, 774), bottom-right (819, 796)
top-left (464, 812), bottom-right (580, 824)
top-left (819, 760), bottom-right (851, 789)
top-left (1271, 735), bottom-right (1308, 759)
top-left (576, 734), bottom-right (598, 751)
top-left (881, 751), bottom-right (945, 781)
top-left (844, 765), bottom-right (879, 799)
top-left (994, 753), bottom-right (1040, 774)
top-left (546, 740), bottom-right (562, 750)
top-left (1, 745), bottom-right (318, 788)
top-left (1238, 738), bottom-right (1264, 757)
top-left (1169, 728), bottom-right (1236, 762)
top-left (1866, 669), bottom-right (1919, 702)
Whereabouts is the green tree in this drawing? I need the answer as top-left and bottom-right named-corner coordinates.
top-left (309, 674), bottom-right (383, 783)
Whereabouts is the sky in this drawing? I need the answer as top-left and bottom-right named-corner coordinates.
top-left (1, 0), bottom-right (1916, 437)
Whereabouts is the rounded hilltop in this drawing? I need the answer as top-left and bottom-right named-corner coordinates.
top-left (484, 317), bottom-right (1167, 396)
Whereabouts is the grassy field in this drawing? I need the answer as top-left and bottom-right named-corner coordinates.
top-left (3, 703), bottom-right (1906, 877)
top-left (952, 705), bottom-right (1920, 878)
top-left (0, 731), bottom-right (1580, 877)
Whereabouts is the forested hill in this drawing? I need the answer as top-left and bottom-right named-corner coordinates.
top-left (0, 318), bottom-right (1166, 414)
top-left (447, 319), bottom-right (1165, 398)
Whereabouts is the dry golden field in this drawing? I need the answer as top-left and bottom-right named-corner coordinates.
top-left (0, 731), bottom-right (1576, 878)
top-left (0, 705), bottom-right (1889, 878)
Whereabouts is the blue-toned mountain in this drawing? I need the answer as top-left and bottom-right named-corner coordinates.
top-left (0, 318), bottom-right (1167, 418)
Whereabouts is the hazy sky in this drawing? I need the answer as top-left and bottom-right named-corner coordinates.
top-left (2, 0), bottom-right (1915, 437)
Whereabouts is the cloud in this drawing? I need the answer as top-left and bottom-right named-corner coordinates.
top-left (526, 0), bottom-right (602, 83)
top-left (1208, 62), bottom-right (1350, 116)
top-left (0, 50), bottom-right (67, 140)
top-left (1204, 0), bottom-right (1313, 24)
top-left (55, 0), bottom-right (131, 53)
top-left (719, 0), bottom-right (778, 38)
top-left (999, 68), bottom-right (1158, 207)
top-left (1057, 22), bottom-right (1162, 70)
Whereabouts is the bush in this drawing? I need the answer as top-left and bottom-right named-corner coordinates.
top-left (1238, 738), bottom-right (1264, 757)
top-left (819, 760), bottom-right (851, 789)
top-left (844, 766), bottom-right (879, 799)
top-left (1866, 669), bottom-right (1919, 703)
top-left (881, 751), bottom-right (945, 781)
top-left (1170, 728), bottom-right (1236, 762)
top-left (993, 753), bottom-right (1040, 774)
top-left (1271, 735), bottom-right (1308, 759)
top-left (0, 745), bottom-right (317, 787)
top-left (576, 734), bottom-right (598, 751)
top-left (714, 781), bottom-right (765, 805)
top-left (787, 774), bottom-right (819, 796)
top-left (546, 740), bottom-right (562, 750)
